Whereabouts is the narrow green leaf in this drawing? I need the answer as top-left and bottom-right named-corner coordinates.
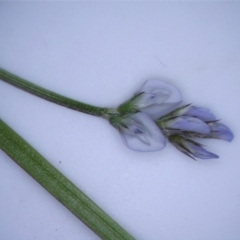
top-left (0, 119), bottom-right (135, 240)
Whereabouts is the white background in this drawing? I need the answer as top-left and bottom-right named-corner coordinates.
top-left (0, 2), bottom-right (240, 240)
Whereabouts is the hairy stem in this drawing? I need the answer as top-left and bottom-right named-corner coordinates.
top-left (0, 68), bottom-right (108, 117)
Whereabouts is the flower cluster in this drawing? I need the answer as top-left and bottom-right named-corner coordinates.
top-left (109, 79), bottom-right (181, 152)
top-left (109, 79), bottom-right (234, 159)
top-left (157, 104), bottom-right (234, 159)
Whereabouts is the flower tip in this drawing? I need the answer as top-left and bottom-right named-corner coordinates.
top-left (224, 127), bottom-right (234, 142)
top-left (225, 132), bottom-right (234, 142)
top-left (210, 123), bottom-right (234, 142)
top-left (210, 153), bottom-right (219, 159)
top-left (220, 128), bottom-right (234, 142)
top-left (196, 151), bottom-right (219, 160)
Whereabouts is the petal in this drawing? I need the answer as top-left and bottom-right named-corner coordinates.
top-left (185, 142), bottom-right (219, 159)
top-left (141, 103), bottom-right (181, 120)
top-left (209, 122), bottom-right (234, 142)
top-left (135, 79), bottom-right (182, 120)
top-left (166, 116), bottom-right (211, 134)
top-left (138, 79), bottom-right (182, 104)
top-left (119, 112), bottom-right (166, 152)
top-left (134, 92), bottom-right (169, 108)
top-left (182, 106), bottom-right (216, 122)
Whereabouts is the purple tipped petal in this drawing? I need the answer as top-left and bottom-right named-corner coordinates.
top-left (119, 112), bottom-right (166, 152)
top-left (134, 79), bottom-right (182, 120)
top-left (185, 141), bottom-right (219, 159)
top-left (209, 122), bottom-right (234, 142)
top-left (182, 106), bottom-right (216, 122)
top-left (166, 116), bottom-right (211, 134)
top-left (169, 136), bottom-right (219, 160)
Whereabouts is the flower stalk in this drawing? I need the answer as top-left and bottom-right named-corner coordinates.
top-left (0, 68), bottom-right (108, 117)
top-left (0, 118), bottom-right (135, 240)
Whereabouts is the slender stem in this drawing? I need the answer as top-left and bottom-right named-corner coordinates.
top-left (0, 118), bottom-right (135, 240)
top-left (0, 68), bottom-right (108, 117)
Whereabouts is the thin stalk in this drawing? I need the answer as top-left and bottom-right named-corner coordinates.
top-left (0, 68), bottom-right (108, 117)
top-left (0, 118), bottom-right (135, 240)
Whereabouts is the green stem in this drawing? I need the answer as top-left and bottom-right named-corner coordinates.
top-left (0, 68), bottom-right (108, 117)
top-left (0, 118), bottom-right (135, 240)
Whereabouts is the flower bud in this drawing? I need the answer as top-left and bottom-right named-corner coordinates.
top-left (180, 106), bottom-right (216, 122)
top-left (164, 116), bottom-right (211, 134)
top-left (169, 136), bottom-right (219, 160)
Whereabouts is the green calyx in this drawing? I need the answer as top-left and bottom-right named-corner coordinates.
top-left (117, 92), bottom-right (143, 116)
top-left (168, 135), bottom-right (182, 143)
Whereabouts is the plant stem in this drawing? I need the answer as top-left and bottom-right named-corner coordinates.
top-left (0, 68), bottom-right (108, 117)
top-left (0, 118), bottom-right (135, 240)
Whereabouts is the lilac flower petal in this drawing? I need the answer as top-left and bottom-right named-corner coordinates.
top-left (139, 79), bottom-right (181, 104)
top-left (140, 103), bottom-right (181, 121)
top-left (209, 122), bottom-right (234, 142)
top-left (135, 92), bottom-right (169, 108)
top-left (185, 141), bottom-right (219, 159)
top-left (182, 106), bottom-right (216, 122)
top-left (119, 112), bottom-right (166, 152)
top-left (169, 136), bottom-right (219, 160)
top-left (166, 116), bottom-right (211, 134)
top-left (134, 79), bottom-right (182, 120)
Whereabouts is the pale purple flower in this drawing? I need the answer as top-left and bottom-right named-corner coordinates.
top-left (169, 136), bottom-right (219, 160)
top-left (116, 112), bottom-right (166, 152)
top-left (181, 106), bottom-right (216, 122)
top-left (132, 79), bottom-right (182, 120)
top-left (165, 116), bottom-right (211, 134)
top-left (209, 122), bottom-right (234, 142)
top-left (114, 79), bottom-right (234, 158)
